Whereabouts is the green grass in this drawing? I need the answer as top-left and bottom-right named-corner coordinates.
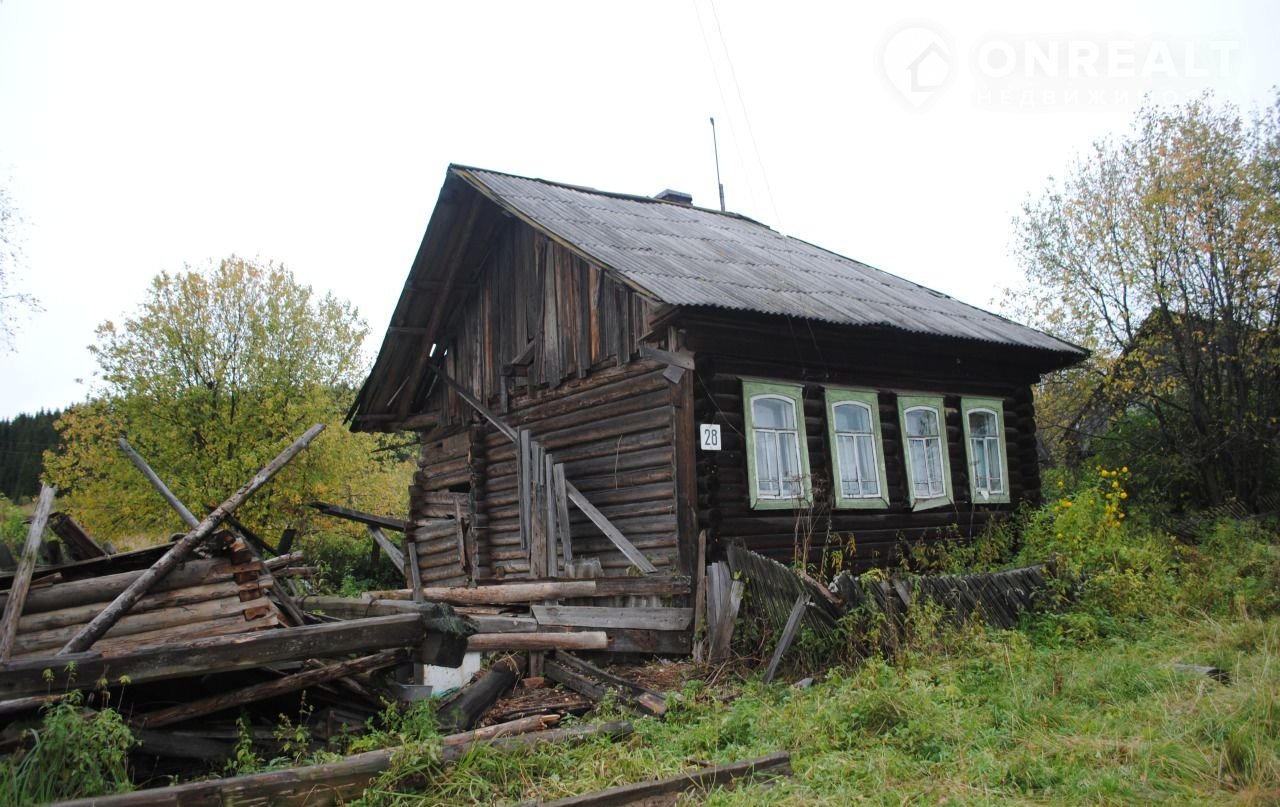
top-left (354, 613), bottom-right (1278, 806)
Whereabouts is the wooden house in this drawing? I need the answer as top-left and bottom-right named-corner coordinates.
top-left (349, 165), bottom-right (1086, 593)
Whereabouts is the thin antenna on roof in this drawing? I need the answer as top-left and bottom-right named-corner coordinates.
top-left (709, 116), bottom-right (726, 212)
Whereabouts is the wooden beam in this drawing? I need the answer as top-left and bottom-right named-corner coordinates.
top-left (532, 606), bottom-right (692, 632)
top-left (376, 580), bottom-right (598, 605)
top-left (0, 484), bottom-right (56, 662)
top-left (47, 719), bottom-right (633, 807)
top-left (133, 650), bottom-right (408, 729)
top-left (47, 512), bottom-right (107, 560)
top-left (0, 613), bottom-right (433, 701)
top-left (110, 434), bottom-right (314, 635)
top-left (546, 652), bottom-right (667, 717)
top-left (309, 501), bottom-right (409, 532)
top-left (438, 655), bottom-right (524, 732)
top-left (467, 631), bottom-right (608, 652)
top-left (563, 481), bottom-right (657, 574)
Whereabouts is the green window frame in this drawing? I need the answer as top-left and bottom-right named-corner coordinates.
top-left (961, 397), bottom-right (1011, 504)
top-left (825, 388), bottom-right (889, 509)
top-left (743, 380), bottom-right (812, 509)
top-left (897, 395), bottom-right (953, 511)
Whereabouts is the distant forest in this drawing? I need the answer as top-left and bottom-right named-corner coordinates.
top-left (0, 410), bottom-right (61, 501)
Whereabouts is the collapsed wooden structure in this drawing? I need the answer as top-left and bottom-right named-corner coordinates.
top-left (348, 164), bottom-right (1088, 655)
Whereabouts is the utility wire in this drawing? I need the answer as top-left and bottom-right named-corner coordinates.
top-left (707, 0), bottom-right (783, 229)
top-left (691, 0), bottom-right (759, 215)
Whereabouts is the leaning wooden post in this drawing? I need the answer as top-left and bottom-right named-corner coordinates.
top-left (117, 435), bottom-right (311, 627)
top-left (57, 424), bottom-right (324, 655)
top-left (0, 484), bottom-right (56, 662)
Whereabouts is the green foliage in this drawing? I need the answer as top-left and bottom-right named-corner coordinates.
top-left (43, 257), bottom-right (412, 545)
top-left (298, 529), bottom-right (404, 595)
top-left (0, 692), bottom-right (135, 805)
top-left (1011, 90), bottom-right (1280, 506)
top-left (0, 493), bottom-right (26, 551)
top-left (1178, 519), bottom-right (1280, 619)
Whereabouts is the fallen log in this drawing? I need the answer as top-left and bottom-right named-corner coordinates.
top-left (509, 751), bottom-right (792, 807)
top-left (0, 613), bottom-right (434, 700)
top-left (366, 576), bottom-right (692, 604)
top-left (58, 426), bottom-right (323, 655)
top-left (546, 652), bottom-right (666, 717)
top-left (131, 649), bottom-right (410, 729)
top-left (438, 654), bottom-right (525, 732)
top-left (48, 719), bottom-right (633, 807)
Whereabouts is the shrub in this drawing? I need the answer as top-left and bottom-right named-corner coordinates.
top-left (0, 692), bottom-right (135, 805)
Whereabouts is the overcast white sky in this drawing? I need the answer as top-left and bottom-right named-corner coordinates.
top-left (1, 0), bottom-right (1277, 417)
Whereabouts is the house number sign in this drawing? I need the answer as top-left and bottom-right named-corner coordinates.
top-left (699, 424), bottom-right (721, 451)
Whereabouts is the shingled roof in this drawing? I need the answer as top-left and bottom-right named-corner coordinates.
top-left (454, 165), bottom-right (1083, 355)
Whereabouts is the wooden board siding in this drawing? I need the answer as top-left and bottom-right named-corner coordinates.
top-left (432, 221), bottom-right (658, 429)
top-left (686, 313), bottom-right (1045, 573)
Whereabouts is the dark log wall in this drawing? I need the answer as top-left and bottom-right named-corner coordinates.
top-left (683, 313), bottom-right (1044, 573)
top-left (410, 218), bottom-right (676, 582)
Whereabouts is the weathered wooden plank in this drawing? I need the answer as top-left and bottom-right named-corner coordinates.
top-left (563, 480), bottom-right (657, 574)
top-left (548, 652), bottom-right (667, 716)
top-left (510, 751), bottom-right (792, 807)
top-left (47, 719), bottom-right (633, 807)
top-left (763, 594), bottom-right (810, 684)
top-left (132, 649), bottom-right (409, 729)
top-left (532, 605), bottom-right (692, 632)
top-left (0, 485), bottom-right (56, 662)
top-left (0, 613), bottom-right (432, 700)
top-left (368, 526), bottom-right (405, 575)
top-left (310, 502), bottom-right (409, 532)
top-left (47, 512), bottom-right (108, 560)
top-left (467, 631), bottom-right (608, 652)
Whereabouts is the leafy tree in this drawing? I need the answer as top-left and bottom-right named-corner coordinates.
top-left (1012, 92), bottom-right (1280, 508)
top-left (45, 257), bottom-right (411, 543)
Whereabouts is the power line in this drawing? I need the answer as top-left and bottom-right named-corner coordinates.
top-left (690, 0), bottom-right (759, 214)
top-left (707, 0), bottom-right (783, 229)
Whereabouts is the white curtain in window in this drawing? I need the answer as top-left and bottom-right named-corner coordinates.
top-left (753, 396), bottom-right (802, 499)
top-left (905, 407), bottom-right (945, 499)
top-left (833, 402), bottom-right (879, 498)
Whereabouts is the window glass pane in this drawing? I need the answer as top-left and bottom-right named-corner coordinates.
top-left (906, 408), bottom-right (938, 438)
top-left (752, 397), bottom-right (795, 429)
top-left (755, 430), bottom-right (779, 496)
top-left (925, 438), bottom-right (944, 497)
top-left (779, 432), bottom-right (801, 496)
top-left (909, 439), bottom-right (927, 495)
top-left (836, 434), bottom-right (858, 497)
top-left (986, 440), bottom-right (1003, 492)
top-left (834, 402), bottom-right (871, 433)
top-left (969, 410), bottom-right (996, 437)
top-left (855, 434), bottom-right (877, 496)
top-left (972, 437), bottom-right (990, 490)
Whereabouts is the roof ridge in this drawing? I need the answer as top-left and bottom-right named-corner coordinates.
top-left (450, 163), bottom-right (768, 227)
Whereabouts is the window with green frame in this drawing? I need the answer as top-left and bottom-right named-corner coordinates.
top-left (961, 397), bottom-right (1011, 504)
top-left (897, 395), bottom-right (953, 510)
top-left (825, 388), bottom-right (889, 509)
top-left (743, 381), bottom-right (812, 509)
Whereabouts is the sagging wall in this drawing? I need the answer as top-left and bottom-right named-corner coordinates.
top-left (407, 216), bottom-right (679, 583)
top-left (684, 312), bottom-right (1044, 572)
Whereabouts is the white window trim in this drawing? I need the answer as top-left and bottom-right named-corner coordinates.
top-left (961, 397), bottom-right (1011, 504)
top-left (897, 395), bottom-right (954, 511)
top-left (743, 381), bottom-right (812, 510)
top-left (825, 388), bottom-right (889, 509)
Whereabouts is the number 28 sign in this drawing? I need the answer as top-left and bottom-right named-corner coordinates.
top-left (699, 424), bottom-right (721, 451)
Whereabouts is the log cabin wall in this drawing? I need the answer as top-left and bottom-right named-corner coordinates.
top-left (681, 312), bottom-right (1044, 573)
top-left (409, 217), bottom-right (678, 582)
